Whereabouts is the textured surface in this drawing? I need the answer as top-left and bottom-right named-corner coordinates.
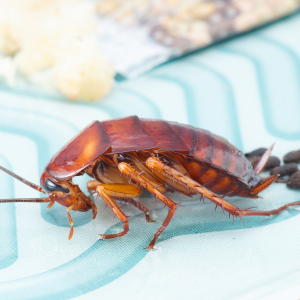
top-left (0, 12), bottom-right (300, 300)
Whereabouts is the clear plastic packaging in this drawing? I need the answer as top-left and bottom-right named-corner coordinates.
top-left (96, 0), bottom-right (300, 77)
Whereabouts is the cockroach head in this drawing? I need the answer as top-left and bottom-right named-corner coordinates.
top-left (40, 171), bottom-right (92, 211)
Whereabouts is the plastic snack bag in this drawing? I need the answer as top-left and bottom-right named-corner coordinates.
top-left (96, 0), bottom-right (300, 77)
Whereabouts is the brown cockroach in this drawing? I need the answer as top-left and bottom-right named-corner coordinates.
top-left (0, 116), bottom-right (298, 250)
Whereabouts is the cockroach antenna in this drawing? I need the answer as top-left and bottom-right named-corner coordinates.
top-left (0, 198), bottom-right (50, 203)
top-left (0, 165), bottom-right (46, 194)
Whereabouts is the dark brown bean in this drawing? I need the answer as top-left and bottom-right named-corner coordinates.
top-left (287, 171), bottom-right (300, 189)
top-left (265, 156), bottom-right (280, 169)
top-left (248, 155), bottom-right (280, 170)
top-left (283, 150), bottom-right (300, 164)
top-left (270, 163), bottom-right (298, 176)
top-left (245, 148), bottom-right (267, 158)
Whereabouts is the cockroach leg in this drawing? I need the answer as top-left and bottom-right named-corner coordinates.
top-left (87, 179), bottom-right (102, 192)
top-left (103, 204), bottom-right (108, 211)
top-left (184, 168), bottom-right (194, 176)
top-left (118, 162), bottom-right (178, 250)
top-left (116, 198), bottom-right (156, 222)
top-left (96, 186), bottom-right (129, 239)
top-left (148, 157), bottom-right (238, 200)
top-left (67, 204), bottom-right (76, 241)
top-left (47, 200), bottom-right (55, 210)
top-left (147, 157), bottom-right (300, 223)
top-left (237, 201), bottom-right (300, 217)
top-left (87, 198), bottom-right (98, 220)
top-left (90, 181), bottom-right (153, 220)
top-left (221, 190), bottom-right (236, 199)
top-left (147, 157), bottom-right (244, 217)
top-left (112, 154), bottom-right (119, 165)
top-left (200, 193), bottom-right (204, 203)
top-left (202, 178), bottom-right (216, 187)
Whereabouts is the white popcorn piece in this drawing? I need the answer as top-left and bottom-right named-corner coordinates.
top-left (0, 3), bottom-right (22, 55)
top-left (0, 0), bottom-right (114, 101)
top-left (54, 34), bottom-right (114, 101)
top-left (0, 54), bottom-right (16, 87)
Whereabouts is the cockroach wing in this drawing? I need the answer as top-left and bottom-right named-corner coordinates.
top-left (102, 116), bottom-right (158, 154)
top-left (140, 119), bottom-right (189, 152)
top-left (46, 121), bottom-right (110, 181)
top-left (171, 122), bottom-right (254, 186)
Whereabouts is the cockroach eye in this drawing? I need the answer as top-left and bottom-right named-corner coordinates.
top-left (45, 179), bottom-right (70, 194)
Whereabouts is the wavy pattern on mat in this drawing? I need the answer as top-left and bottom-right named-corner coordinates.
top-left (0, 199), bottom-right (300, 299)
top-left (222, 35), bottom-right (300, 140)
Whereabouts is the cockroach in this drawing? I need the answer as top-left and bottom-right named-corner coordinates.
top-left (0, 116), bottom-right (299, 250)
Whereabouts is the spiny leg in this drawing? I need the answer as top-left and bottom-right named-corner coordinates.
top-left (146, 157), bottom-right (300, 221)
top-left (239, 202), bottom-right (300, 217)
top-left (146, 157), bottom-right (239, 215)
top-left (88, 181), bottom-right (154, 222)
top-left (118, 162), bottom-right (178, 250)
top-left (96, 185), bottom-right (129, 239)
top-left (83, 180), bottom-right (100, 219)
top-left (116, 198), bottom-right (156, 222)
top-left (67, 204), bottom-right (76, 241)
top-left (87, 179), bottom-right (101, 192)
top-left (86, 197), bottom-right (98, 220)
